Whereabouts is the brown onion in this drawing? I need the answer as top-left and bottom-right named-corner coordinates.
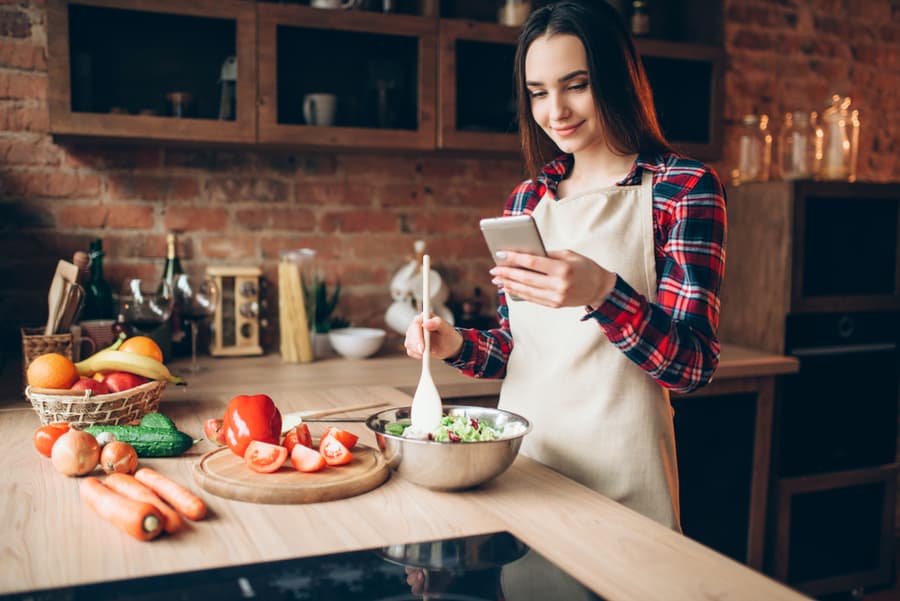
top-left (51, 430), bottom-right (100, 477)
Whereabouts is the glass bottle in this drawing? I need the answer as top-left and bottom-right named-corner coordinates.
top-left (159, 232), bottom-right (187, 357)
top-left (779, 111), bottom-right (817, 180)
top-left (81, 239), bottom-right (115, 321)
top-left (735, 114), bottom-right (772, 184)
top-left (630, 1), bottom-right (650, 36)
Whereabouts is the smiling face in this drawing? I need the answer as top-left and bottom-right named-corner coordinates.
top-left (524, 34), bottom-right (604, 156)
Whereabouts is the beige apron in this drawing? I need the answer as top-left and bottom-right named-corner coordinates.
top-left (498, 170), bottom-right (681, 530)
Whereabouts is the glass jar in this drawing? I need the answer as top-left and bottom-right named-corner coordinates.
top-left (735, 114), bottom-right (772, 184)
top-left (817, 94), bottom-right (860, 182)
top-left (278, 249), bottom-right (317, 363)
top-left (779, 111), bottom-right (817, 180)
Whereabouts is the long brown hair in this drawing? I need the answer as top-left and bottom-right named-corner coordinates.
top-left (514, 1), bottom-right (672, 178)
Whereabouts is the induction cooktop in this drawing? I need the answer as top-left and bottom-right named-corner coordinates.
top-left (2, 531), bottom-right (605, 601)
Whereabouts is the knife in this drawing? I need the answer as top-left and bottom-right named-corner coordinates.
top-left (281, 401), bottom-right (391, 433)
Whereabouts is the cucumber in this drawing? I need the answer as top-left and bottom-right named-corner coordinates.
top-left (84, 424), bottom-right (194, 457)
top-left (139, 412), bottom-right (177, 430)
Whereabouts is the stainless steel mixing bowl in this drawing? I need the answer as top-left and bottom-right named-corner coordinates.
top-left (365, 405), bottom-right (531, 491)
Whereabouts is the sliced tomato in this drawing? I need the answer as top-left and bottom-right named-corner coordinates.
top-left (295, 423), bottom-right (313, 448)
top-left (244, 440), bottom-right (288, 473)
top-left (319, 434), bottom-right (353, 466)
top-left (33, 422), bottom-right (71, 458)
top-left (282, 424), bottom-right (313, 455)
top-left (283, 430), bottom-right (300, 455)
top-left (323, 426), bottom-right (358, 450)
top-left (290, 443), bottom-right (326, 473)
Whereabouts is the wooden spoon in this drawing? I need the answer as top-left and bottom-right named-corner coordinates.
top-left (410, 254), bottom-right (443, 433)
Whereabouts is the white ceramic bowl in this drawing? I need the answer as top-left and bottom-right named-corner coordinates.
top-left (328, 327), bottom-right (386, 359)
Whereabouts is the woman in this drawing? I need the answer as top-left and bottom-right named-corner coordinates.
top-left (405, 0), bottom-right (726, 531)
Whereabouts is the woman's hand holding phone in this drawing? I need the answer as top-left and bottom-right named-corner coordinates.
top-left (490, 249), bottom-right (617, 309)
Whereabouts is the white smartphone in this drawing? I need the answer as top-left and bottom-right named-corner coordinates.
top-left (479, 215), bottom-right (547, 301)
top-left (479, 215), bottom-right (548, 260)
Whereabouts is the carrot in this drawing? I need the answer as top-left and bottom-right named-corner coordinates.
top-left (79, 477), bottom-right (163, 541)
top-left (134, 467), bottom-right (207, 521)
top-left (104, 473), bottom-right (184, 534)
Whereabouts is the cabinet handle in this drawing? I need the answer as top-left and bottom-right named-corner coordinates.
top-left (791, 342), bottom-right (897, 357)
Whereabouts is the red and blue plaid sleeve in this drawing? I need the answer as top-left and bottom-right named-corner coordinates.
top-left (587, 159), bottom-right (726, 393)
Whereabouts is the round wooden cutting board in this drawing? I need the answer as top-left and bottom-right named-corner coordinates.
top-left (193, 443), bottom-right (390, 504)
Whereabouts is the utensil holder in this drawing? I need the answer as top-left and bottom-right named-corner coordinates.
top-left (20, 327), bottom-right (73, 389)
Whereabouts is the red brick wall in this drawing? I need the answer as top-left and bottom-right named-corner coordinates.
top-left (1, 0), bottom-right (898, 356)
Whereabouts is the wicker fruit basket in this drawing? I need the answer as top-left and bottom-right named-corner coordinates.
top-left (25, 380), bottom-right (167, 429)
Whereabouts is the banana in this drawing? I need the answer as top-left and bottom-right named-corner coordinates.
top-left (76, 350), bottom-right (185, 385)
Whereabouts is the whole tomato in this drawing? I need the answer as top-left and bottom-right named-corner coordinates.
top-left (33, 422), bottom-right (71, 457)
top-left (222, 394), bottom-right (282, 457)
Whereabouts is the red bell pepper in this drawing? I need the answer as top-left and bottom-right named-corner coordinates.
top-left (222, 394), bottom-right (282, 457)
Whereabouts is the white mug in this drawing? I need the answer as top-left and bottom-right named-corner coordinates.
top-left (311, 0), bottom-right (361, 9)
top-left (302, 93), bottom-right (337, 127)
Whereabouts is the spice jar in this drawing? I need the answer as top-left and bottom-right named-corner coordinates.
top-left (778, 111), bottom-right (817, 180)
top-left (734, 114), bottom-right (772, 185)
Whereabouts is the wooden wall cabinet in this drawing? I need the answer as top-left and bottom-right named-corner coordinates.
top-left (720, 181), bottom-right (900, 597)
top-left (257, 4), bottom-right (437, 150)
top-left (437, 19), bottom-right (519, 153)
top-left (47, 0), bottom-right (257, 144)
top-left (47, 1), bottom-right (723, 160)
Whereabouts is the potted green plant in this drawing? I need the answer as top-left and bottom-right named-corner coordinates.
top-left (306, 277), bottom-right (345, 358)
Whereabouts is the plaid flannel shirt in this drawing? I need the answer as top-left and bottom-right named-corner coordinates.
top-left (448, 152), bottom-right (727, 394)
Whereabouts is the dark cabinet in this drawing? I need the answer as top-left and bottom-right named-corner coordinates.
top-left (720, 181), bottom-right (900, 597)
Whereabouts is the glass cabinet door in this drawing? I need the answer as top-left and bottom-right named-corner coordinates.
top-left (47, 0), bottom-right (257, 144)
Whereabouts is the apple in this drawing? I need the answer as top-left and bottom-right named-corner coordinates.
top-left (101, 372), bottom-right (149, 393)
top-left (70, 377), bottom-right (110, 395)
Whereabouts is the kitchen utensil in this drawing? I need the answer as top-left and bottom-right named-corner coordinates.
top-left (410, 254), bottom-right (443, 433)
top-left (193, 442), bottom-right (389, 504)
top-left (55, 281), bottom-right (84, 334)
top-left (366, 405), bottom-right (531, 490)
top-left (44, 260), bottom-right (80, 335)
top-left (207, 265), bottom-right (263, 357)
top-left (281, 401), bottom-right (392, 433)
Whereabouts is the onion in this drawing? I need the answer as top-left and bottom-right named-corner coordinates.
top-left (51, 430), bottom-right (100, 477)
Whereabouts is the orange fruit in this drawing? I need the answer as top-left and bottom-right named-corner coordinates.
top-left (119, 336), bottom-right (163, 362)
top-left (26, 353), bottom-right (79, 389)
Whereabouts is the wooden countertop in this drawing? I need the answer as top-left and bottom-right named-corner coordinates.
top-left (160, 342), bottom-right (800, 404)
top-left (0, 343), bottom-right (804, 599)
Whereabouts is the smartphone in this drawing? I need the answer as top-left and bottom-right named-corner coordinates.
top-left (479, 215), bottom-right (547, 301)
top-left (479, 215), bottom-right (548, 260)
